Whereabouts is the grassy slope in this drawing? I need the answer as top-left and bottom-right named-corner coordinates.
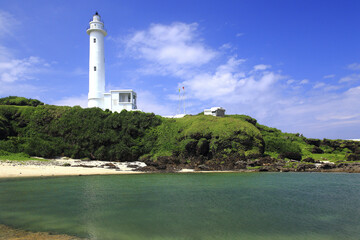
top-left (258, 123), bottom-right (358, 163)
top-left (148, 114), bottom-right (264, 159)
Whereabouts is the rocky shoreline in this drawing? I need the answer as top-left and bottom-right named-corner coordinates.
top-left (1, 156), bottom-right (359, 177)
top-left (138, 156), bottom-right (360, 173)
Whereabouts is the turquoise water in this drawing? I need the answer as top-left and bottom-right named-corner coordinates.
top-left (0, 173), bottom-right (359, 240)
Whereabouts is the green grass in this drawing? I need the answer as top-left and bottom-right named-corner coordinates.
top-left (0, 151), bottom-right (46, 161)
top-left (149, 115), bottom-right (264, 159)
top-left (303, 153), bottom-right (346, 163)
top-left (259, 123), bottom-right (357, 163)
top-left (246, 166), bottom-right (261, 170)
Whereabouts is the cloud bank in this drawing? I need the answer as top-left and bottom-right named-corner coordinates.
top-left (121, 22), bottom-right (360, 139)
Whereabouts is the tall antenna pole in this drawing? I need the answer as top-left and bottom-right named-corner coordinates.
top-left (183, 86), bottom-right (185, 114)
top-left (178, 87), bottom-right (181, 115)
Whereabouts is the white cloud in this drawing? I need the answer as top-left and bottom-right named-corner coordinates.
top-left (0, 56), bottom-right (48, 83)
top-left (236, 33), bottom-right (244, 37)
top-left (182, 57), bottom-right (284, 108)
top-left (0, 83), bottom-right (43, 96)
top-left (137, 90), bottom-right (174, 116)
top-left (299, 79), bottom-right (309, 84)
top-left (347, 63), bottom-right (360, 71)
top-left (286, 79), bottom-right (295, 84)
top-left (272, 85), bottom-right (360, 138)
top-left (339, 73), bottom-right (360, 83)
top-left (0, 10), bottom-right (19, 39)
top-left (220, 43), bottom-right (232, 50)
top-left (312, 82), bottom-right (340, 91)
top-left (313, 82), bottom-right (325, 89)
top-left (182, 57), bottom-right (246, 100)
top-left (323, 74), bottom-right (335, 79)
top-left (125, 22), bottom-right (216, 77)
top-left (52, 95), bottom-right (88, 108)
top-left (253, 64), bottom-right (271, 71)
top-left (0, 10), bottom-right (50, 98)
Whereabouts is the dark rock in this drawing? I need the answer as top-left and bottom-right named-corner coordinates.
top-left (279, 152), bottom-right (302, 161)
top-left (334, 163), bottom-right (360, 173)
top-left (296, 163), bottom-right (316, 172)
top-left (126, 164), bottom-right (138, 168)
top-left (311, 146), bottom-right (324, 154)
top-left (104, 163), bottom-right (117, 169)
top-left (137, 166), bottom-right (158, 172)
top-left (346, 153), bottom-right (360, 161)
top-left (348, 164), bottom-right (360, 173)
top-left (234, 160), bottom-right (247, 169)
top-left (304, 138), bottom-right (321, 147)
top-left (77, 164), bottom-right (94, 168)
top-left (280, 168), bottom-right (290, 172)
top-left (246, 152), bottom-right (264, 160)
top-left (337, 163), bottom-right (348, 168)
top-left (156, 164), bottom-right (167, 170)
top-left (196, 138), bottom-right (209, 156)
top-left (321, 139), bottom-right (342, 149)
top-left (189, 133), bottom-right (203, 140)
top-left (257, 156), bottom-right (277, 165)
top-left (248, 156), bottom-right (276, 167)
top-left (144, 160), bottom-right (159, 167)
top-left (185, 139), bottom-right (198, 156)
top-left (320, 163), bottom-right (335, 170)
top-left (302, 157), bottom-right (315, 163)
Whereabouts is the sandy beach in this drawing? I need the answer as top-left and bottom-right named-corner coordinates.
top-left (0, 158), bottom-right (145, 178)
top-left (0, 224), bottom-right (84, 240)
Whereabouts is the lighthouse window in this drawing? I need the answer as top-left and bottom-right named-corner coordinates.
top-left (94, 66), bottom-right (96, 71)
top-left (93, 38), bottom-right (96, 43)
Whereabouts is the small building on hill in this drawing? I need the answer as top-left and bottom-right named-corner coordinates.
top-left (204, 107), bottom-right (225, 117)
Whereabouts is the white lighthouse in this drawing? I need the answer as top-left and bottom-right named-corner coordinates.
top-left (87, 12), bottom-right (106, 109)
top-left (86, 12), bottom-right (138, 112)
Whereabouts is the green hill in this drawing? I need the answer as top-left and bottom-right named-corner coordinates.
top-left (0, 96), bottom-right (359, 170)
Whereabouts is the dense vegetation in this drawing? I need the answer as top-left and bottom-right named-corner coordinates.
top-left (0, 101), bottom-right (161, 161)
top-left (0, 96), bottom-right (44, 107)
top-left (0, 96), bottom-right (359, 167)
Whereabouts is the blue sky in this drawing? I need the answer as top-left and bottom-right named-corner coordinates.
top-left (0, 0), bottom-right (360, 139)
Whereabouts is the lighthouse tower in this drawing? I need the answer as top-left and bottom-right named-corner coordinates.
top-left (87, 12), bottom-right (107, 109)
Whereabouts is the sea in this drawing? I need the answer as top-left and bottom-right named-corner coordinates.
top-left (0, 172), bottom-right (359, 240)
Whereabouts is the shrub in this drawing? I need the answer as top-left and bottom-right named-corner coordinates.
top-left (264, 136), bottom-right (302, 159)
top-left (0, 96), bottom-right (44, 107)
top-left (0, 149), bottom-right (10, 156)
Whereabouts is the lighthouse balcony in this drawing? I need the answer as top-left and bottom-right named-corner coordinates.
top-left (86, 24), bottom-right (107, 36)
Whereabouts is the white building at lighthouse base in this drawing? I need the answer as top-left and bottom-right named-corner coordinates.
top-left (103, 89), bottom-right (138, 112)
